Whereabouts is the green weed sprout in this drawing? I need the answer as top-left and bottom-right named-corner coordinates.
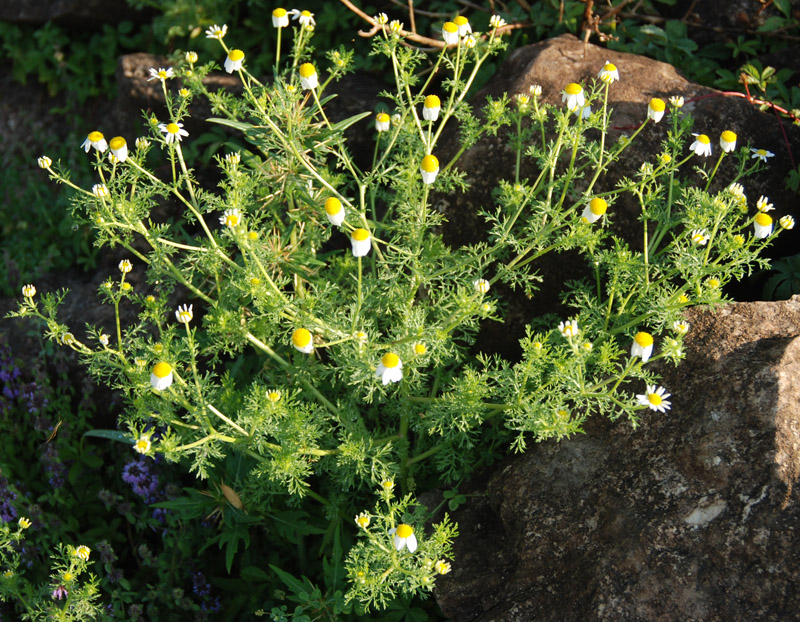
top-left (8, 9), bottom-right (789, 615)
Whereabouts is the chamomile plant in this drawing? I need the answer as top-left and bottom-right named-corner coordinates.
top-left (10, 8), bottom-right (784, 616)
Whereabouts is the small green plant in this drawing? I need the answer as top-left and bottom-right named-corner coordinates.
top-left (6, 8), bottom-right (790, 619)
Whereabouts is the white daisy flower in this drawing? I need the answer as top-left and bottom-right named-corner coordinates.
top-left (292, 328), bottom-right (314, 354)
top-left (719, 130), bottom-right (737, 153)
top-left (780, 215), bottom-right (795, 230)
top-left (442, 21), bottom-right (459, 45)
top-left (489, 15), bottom-right (506, 29)
top-left (158, 122), bottom-right (189, 144)
top-left (636, 384), bottom-right (671, 412)
top-left (530, 84), bottom-right (542, 97)
top-left (118, 259), bottom-right (132, 273)
top-left (453, 15), bottom-right (471, 36)
top-left (376, 352), bottom-right (403, 385)
top-left (750, 148), bottom-right (774, 163)
top-left (224, 49), bottom-right (245, 73)
top-left (108, 136), bottom-right (128, 162)
top-left (298, 63), bottom-right (318, 89)
top-left (375, 12), bottom-right (388, 24)
top-left (324, 197), bottom-right (345, 226)
top-left (423, 95), bottom-right (441, 121)
top-left (689, 134), bottom-right (712, 157)
top-left (754, 212), bottom-right (773, 238)
top-left (185, 51), bottom-right (198, 63)
top-left (37, 156), bottom-right (52, 169)
top-left (21, 284), bottom-right (36, 298)
top-left (175, 304), bottom-right (193, 324)
top-left (464, 34), bottom-right (477, 49)
top-left (389, 20), bottom-right (403, 34)
top-left (148, 67), bottom-right (174, 82)
top-left (435, 560), bottom-right (452, 575)
top-left (673, 320), bottom-right (689, 334)
top-left (290, 9), bottom-right (315, 27)
top-left (92, 184), bottom-right (109, 198)
top-left (597, 61), bottom-right (619, 84)
top-left (272, 8), bottom-right (289, 28)
top-left (350, 228), bottom-right (372, 257)
top-left (81, 131), bottom-right (108, 153)
top-left (205, 24), bottom-right (227, 39)
top-left (728, 183), bottom-right (745, 199)
top-left (647, 98), bottom-right (665, 122)
top-left (390, 523), bottom-right (417, 552)
top-left (690, 229), bottom-right (709, 245)
top-left (562, 83), bottom-right (585, 112)
top-left (631, 331), bottom-right (654, 363)
top-left (669, 95), bottom-right (684, 108)
top-left (375, 112), bottom-right (390, 132)
top-left (582, 197), bottom-right (607, 223)
top-left (756, 196), bottom-right (774, 212)
top-left (355, 512), bottom-right (370, 529)
top-left (74, 545), bottom-right (91, 561)
top-left (220, 208), bottom-right (242, 227)
top-left (420, 154), bottom-right (439, 184)
top-left (150, 361), bottom-right (174, 391)
top-left (133, 436), bottom-right (151, 454)
top-left (473, 278), bottom-right (490, 294)
top-left (135, 137), bottom-right (150, 150)
top-left (559, 320), bottom-right (579, 338)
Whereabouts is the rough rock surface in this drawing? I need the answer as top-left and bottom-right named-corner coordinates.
top-left (432, 297), bottom-right (800, 621)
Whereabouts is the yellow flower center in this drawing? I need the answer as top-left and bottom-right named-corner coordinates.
top-left (325, 197), bottom-right (342, 215)
top-left (565, 83), bottom-right (582, 95)
top-left (421, 154), bottom-right (439, 173)
top-left (376, 112), bottom-right (389, 123)
top-left (292, 328), bottom-right (312, 348)
top-left (352, 228), bottom-right (370, 241)
top-left (229, 49), bottom-right (245, 62)
top-left (634, 332), bottom-right (653, 347)
top-left (273, 8), bottom-right (286, 17)
top-left (424, 95), bottom-right (440, 108)
top-left (649, 98), bottom-right (665, 112)
top-left (63, 572), bottom-right (73, 582)
top-left (678, 294), bottom-right (689, 304)
top-left (454, 16), bottom-right (469, 27)
top-left (414, 343), bottom-right (427, 355)
top-left (88, 131), bottom-right (104, 142)
top-left (250, 277), bottom-right (260, 286)
top-left (166, 123), bottom-right (180, 134)
top-left (248, 231), bottom-right (259, 240)
top-left (396, 523), bottom-right (413, 538)
top-left (755, 212), bottom-right (772, 226)
top-left (267, 391), bottom-right (281, 402)
top-left (589, 197), bottom-right (607, 215)
top-left (152, 361), bottom-right (172, 378)
top-left (299, 63), bottom-right (316, 78)
top-left (696, 134), bottom-right (710, 145)
top-left (648, 393), bottom-right (662, 406)
top-left (721, 130), bottom-right (736, 143)
top-left (226, 213), bottom-right (240, 226)
top-left (109, 136), bottom-right (126, 150)
top-left (443, 22), bottom-right (458, 33)
top-left (708, 278), bottom-right (720, 288)
top-left (301, 10), bottom-right (311, 17)
top-left (134, 439), bottom-right (149, 452)
top-left (604, 62), bottom-right (617, 73)
top-left (381, 352), bottom-right (400, 368)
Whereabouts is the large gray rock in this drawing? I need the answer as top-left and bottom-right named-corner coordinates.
top-left (433, 297), bottom-right (800, 621)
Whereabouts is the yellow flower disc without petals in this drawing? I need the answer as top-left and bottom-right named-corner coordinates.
top-left (325, 197), bottom-right (342, 215)
top-left (649, 98), bottom-right (666, 112)
top-left (273, 8), bottom-right (286, 17)
top-left (721, 130), bottom-right (736, 143)
top-left (565, 83), bottom-right (582, 95)
top-left (381, 352), bottom-right (400, 368)
top-left (755, 212), bottom-right (772, 226)
top-left (152, 361), bottom-right (172, 378)
top-left (589, 198), bottom-right (607, 215)
top-left (229, 49), bottom-right (245, 62)
top-left (299, 63), bottom-right (316, 78)
top-left (88, 131), bottom-right (104, 142)
top-left (425, 95), bottom-right (441, 108)
top-left (352, 228), bottom-right (370, 241)
top-left (696, 134), bottom-right (710, 144)
top-left (634, 332), bottom-right (654, 347)
top-left (396, 523), bottom-right (413, 538)
top-left (421, 155), bottom-right (439, 173)
top-left (109, 136), bottom-right (126, 150)
top-left (292, 328), bottom-right (312, 348)
top-left (443, 22), bottom-right (458, 34)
